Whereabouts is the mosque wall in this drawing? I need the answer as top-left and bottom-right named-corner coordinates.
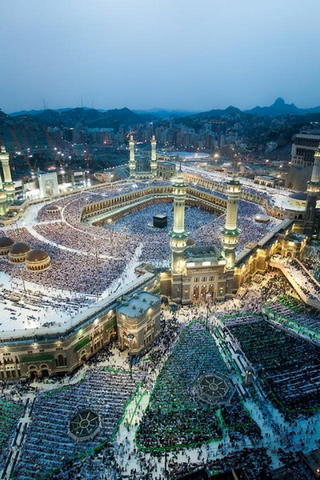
top-left (81, 185), bottom-right (226, 224)
top-left (163, 222), bottom-right (307, 304)
top-left (0, 275), bottom-right (160, 380)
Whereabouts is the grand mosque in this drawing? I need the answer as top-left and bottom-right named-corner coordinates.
top-left (0, 138), bottom-right (319, 380)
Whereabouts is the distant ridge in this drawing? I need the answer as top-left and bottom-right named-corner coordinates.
top-left (9, 98), bottom-right (320, 120)
top-left (245, 97), bottom-right (320, 117)
top-left (9, 107), bottom-right (156, 128)
top-left (133, 108), bottom-right (200, 119)
top-left (170, 98), bottom-right (320, 122)
top-left (174, 105), bottom-right (246, 123)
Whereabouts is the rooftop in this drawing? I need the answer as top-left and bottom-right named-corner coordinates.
top-left (0, 236), bottom-right (14, 248)
top-left (289, 191), bottom-right (308, 201)
top-left (186, 246), bottom-right (218, 259)
top-left (26, 249), bottom-right (50, 262)
top-left (116, 291), bottom-right (160, 318)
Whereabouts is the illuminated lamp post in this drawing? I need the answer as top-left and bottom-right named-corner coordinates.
top-left (205, 292), bottom-right (211, 331)
top-left (127, 333), bottom-right (135, 378)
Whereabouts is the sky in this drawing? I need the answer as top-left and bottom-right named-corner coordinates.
top-left (1, 0), bottom-right (320, 113)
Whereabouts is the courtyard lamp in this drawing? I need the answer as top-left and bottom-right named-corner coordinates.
top-left (160, 450), bottom-right (169, 479)
top-left (205, 292), bottom-right (212, 330)
top-left (127, 333), bottom-right (135, 378)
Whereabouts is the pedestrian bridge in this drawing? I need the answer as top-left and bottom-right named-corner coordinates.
top-left (270, 255), bottom-right (320, 310)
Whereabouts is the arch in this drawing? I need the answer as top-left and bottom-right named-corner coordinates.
top-left (80, 353), bottom-right (87, 363)
top-left (208, 284), bottom-right (215, 297)
top-left (41, 369), bottom-right (49, 378)
top-left (200, 285), bottom-right (207, 300)
top-left (57, 354), bottom-right (65, 366)
top-left (29, 366), bottom-right (38, 379)
top-left (193, 285), bottom-right (199, 301)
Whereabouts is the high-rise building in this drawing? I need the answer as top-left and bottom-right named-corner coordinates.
top-left (0, 146), bottom-right (15, 203)
top-left (63, 128), bottom-right (75, 143)
top-left (304, 147), bottom-right (320, 238)
top-left (286, 129), bottom-right (320, 191)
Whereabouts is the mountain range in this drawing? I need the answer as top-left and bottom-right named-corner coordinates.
top-left (8, 98), bottom-right (320, 124)
top-left (1, 98), bottom-right (320, 149)
top-left (9, 107), bottom-right (155, 128)
top-left (176, 98), bottom-right (320, 122)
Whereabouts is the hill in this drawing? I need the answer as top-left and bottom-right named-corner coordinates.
top-left (0, 107), bottom-right (155, 148)
top-left (12, 107), bottom-right (155, 128)
top-left (133, 108), bottom-right (199, 119)
top-left (246, 97), bottom-right (320, 117)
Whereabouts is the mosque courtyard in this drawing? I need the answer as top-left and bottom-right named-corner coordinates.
top-left (0, 173), bottom-right (281, 338)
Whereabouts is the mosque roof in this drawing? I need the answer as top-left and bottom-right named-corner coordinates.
top-left (46, 204), bottom-right (59, 211)
top-left (185, 246), bottom-right (218, 258)
top-left (116, 292), bottom-right (160, 318)
top-left (289, 192), bottom-right (308, 201)
top-left (10, 242), bottom-right (30, 255)
top-left (0, 236), bottom-right (14, 248)
top-left (26, 249), bottom-right (50, 262)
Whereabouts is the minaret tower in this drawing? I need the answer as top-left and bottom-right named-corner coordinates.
top-left (304, 147), bottom-right (320, 238)
top-left (169, 165), bottom-right (188, 301)
top-left (0, 168), bottom-right (7, 216)
top-left (0, 146), bottom-right (15, 203)
top-left (222, 175), bottom-right (241, 269)
top-left (150, 135), bottom-right (157, 177)
top-left (128, 135), bottom-right (136, 178)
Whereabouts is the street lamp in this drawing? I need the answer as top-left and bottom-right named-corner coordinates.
top-left (162, 450), bottom-right (169, 478)
top-left (205, 292), bottom-right (211, 330)
top-left (127, 333), bottom-right (135, 378)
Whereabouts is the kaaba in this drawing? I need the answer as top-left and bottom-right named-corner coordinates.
top-left (153, 214), bottom-right (167, 228)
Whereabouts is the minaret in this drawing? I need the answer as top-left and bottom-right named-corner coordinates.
top-left (128, 135), bottom-right (136, 178)
top-left (169, 165), bottom-right (188, 301)
top-left (0, 146), bottom-right (15, 203)
top-left (0, 169), bottom-right (7, 216)
top-left (304, 147), bottom-right (320, 238)
top-left (222, 175), bottom-right (241, 269)
top-left (150, 135), bottom-right (157, 177)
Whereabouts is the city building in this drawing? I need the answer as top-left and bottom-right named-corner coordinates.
top-left (304, 147), bottom-right (320, 238)
top-left (38, 171), bottom-right (59, 198)
top-left (157, 161), bottom-right (176, 179)
top-left (0, 273), bottom-right (158, 379)
top-left (0, 146), bottom-right (14, 203)
top-left (286, 129), bottom-right (320, 190)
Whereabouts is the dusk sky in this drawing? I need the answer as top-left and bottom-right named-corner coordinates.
top-left (1, 0), bottom-right (320, 113)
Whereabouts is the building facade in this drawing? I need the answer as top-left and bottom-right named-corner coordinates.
top-left (0, 274), bottom-right (159, 380)
top-left (286, 130), bottom-right (320, 191)
top-left (38, 172), bottom-right (59, 198)
top-left (116, 292), bottom-right (161, 354)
